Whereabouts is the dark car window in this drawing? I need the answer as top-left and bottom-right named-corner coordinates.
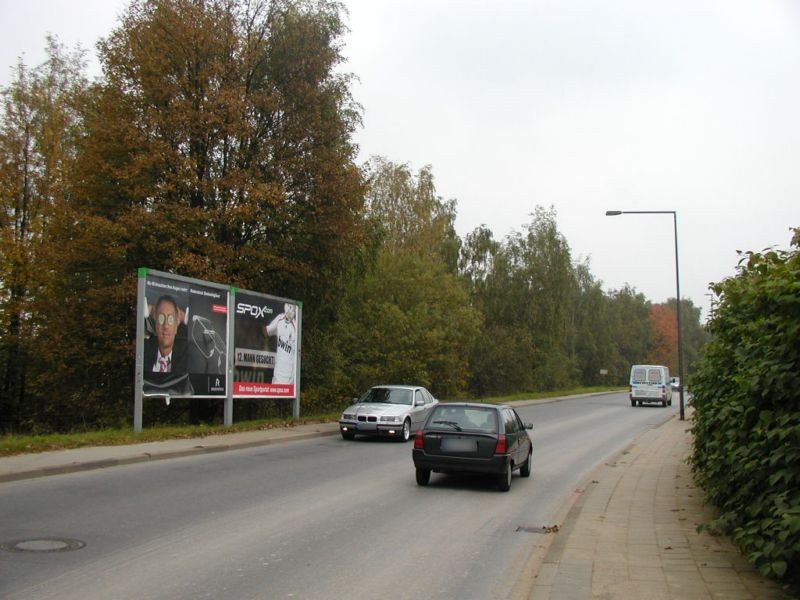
top-left (415, 390), bottom-right (423, 405)
top-left (502, 409), bottom-right (518, 434)
top-left (513, 411), bottom-right (526, 430)
top-left (359, 387), bottom-right (412, 406)
top-left (429, 406), bottom-right (497, 432)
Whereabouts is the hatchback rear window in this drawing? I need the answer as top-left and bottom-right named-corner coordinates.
top-left (429, 406), bottom-right (497, 433)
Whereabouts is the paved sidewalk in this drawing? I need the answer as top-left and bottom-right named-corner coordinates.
top-left (527, 412), bottom-right (793, 600)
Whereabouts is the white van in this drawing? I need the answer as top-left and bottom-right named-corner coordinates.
top-left (629, 365), bottom-right (672, 407)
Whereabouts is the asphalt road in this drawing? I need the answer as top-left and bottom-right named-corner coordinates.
top-left (0, 392), bottom-right (676, 600)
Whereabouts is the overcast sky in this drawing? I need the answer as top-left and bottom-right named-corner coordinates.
top-left (2, 0), bottom-right (798, 319)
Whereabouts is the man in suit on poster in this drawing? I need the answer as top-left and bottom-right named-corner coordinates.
top-left (144, 294), bottom-right (191, 394)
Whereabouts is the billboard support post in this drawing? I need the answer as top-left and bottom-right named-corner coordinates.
top-left (224, 287), bottom-right (236, 426)
top-left (134, 269), bottom-right (147, 433)
top-left (293, 302), bottom-right (303, 419)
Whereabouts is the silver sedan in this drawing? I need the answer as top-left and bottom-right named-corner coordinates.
top-left (339, 385), bottom-right (439, 442)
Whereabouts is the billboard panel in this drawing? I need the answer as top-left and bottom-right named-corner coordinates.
top-left (141, 272), bottom-right (229, 398)
top-left (233, 290), bottom-right (300, 398)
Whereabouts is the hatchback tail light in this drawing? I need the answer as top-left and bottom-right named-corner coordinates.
top-left (414, 431), bottom-right (425, 449)
top-left (494, 434), bottom-right (507, 454)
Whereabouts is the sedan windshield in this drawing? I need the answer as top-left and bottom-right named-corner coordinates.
top-left (359, 388), bottom-right (413, 406)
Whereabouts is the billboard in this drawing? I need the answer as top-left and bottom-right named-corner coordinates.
top-left (141, 272), bottom-right (229, 398)
top-left (135, 269), bottom-right (302, 432)
top-left (233, 291), bottom-right (300, 398)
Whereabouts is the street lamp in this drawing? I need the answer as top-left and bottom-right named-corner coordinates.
top-left (605, 210), bottom-right (686, 421)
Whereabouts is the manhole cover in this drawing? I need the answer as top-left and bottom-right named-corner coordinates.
top-left (1, 538), bottom-right (85, 553)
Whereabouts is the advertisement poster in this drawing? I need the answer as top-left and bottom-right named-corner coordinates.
top-left (142, 273), bottom-right (229, 397)
top-left (233, 290), bottom-right (299, 398)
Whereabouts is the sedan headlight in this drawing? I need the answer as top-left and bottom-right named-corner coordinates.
top-left (341, 413), bottom-right (355, 420)
top-left (380, 415), bottom-right (401, 422)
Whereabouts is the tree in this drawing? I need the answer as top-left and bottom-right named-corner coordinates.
top-left (26, 0), bottom-right (369, 429)
top-left (647, 303), bottom-right (678, 370)
top-left (570, 260), bottom-right (617, 386)
top-left (0, 38), bottom-right (87, 432)
top-left (644, 298), bottom-right (710, 377)
top-left (460, 207), bottom-right (578, 395)
top-left (604, 285), bottom-right (653, 384)
top-left (337, 251), bottom-right (479, 398)
top-left (364, 156), bottom-right (460, 271)
top-left (666, 297), bottom-right (709, 376)
top-left (336, 158), bottom-right (479, 399)
top-left (307, 158), bottom-right (476, 409)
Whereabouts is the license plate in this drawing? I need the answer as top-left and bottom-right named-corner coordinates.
top-left (441, 438), bottom-right (476, 452)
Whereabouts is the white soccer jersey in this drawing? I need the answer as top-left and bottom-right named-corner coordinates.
top-left (266, 314), bottom-right (297, 384)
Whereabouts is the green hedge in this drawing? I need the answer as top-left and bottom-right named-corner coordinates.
top-left (691, 229), bottom-right (800, 584)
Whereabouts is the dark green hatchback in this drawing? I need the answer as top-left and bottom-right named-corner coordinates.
top-left (412, 403), bottom-right (533, 492)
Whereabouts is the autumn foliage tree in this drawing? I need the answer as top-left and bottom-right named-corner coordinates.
top-left (17, 0), bottom-right (369, 429)
top-left (646, 299), bottom-right (709, 377)
top-left (0, 39), bottom-right (87, 431)
top-left (647, 303), bottom-right (678, 370)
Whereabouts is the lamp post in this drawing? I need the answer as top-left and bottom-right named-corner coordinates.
top-left (605, 210), bottom-right (686, 421)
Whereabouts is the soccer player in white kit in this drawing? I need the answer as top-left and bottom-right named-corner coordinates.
top-left (264, 303), bottom-right (297, 384)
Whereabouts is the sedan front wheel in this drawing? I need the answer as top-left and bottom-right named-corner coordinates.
top-left (401, 418), bottom-right (411, 442)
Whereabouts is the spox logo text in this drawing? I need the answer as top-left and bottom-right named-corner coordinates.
top-left (236, 303), bottom-right (274, 319)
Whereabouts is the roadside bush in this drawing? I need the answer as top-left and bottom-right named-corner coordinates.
top-left (691, 228), bottom-right (800, 585)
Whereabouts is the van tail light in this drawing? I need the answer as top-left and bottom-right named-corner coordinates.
top-left (494, 434), bottom-right (507, 454)
top-left (414, 431), bottom-right (425, 449)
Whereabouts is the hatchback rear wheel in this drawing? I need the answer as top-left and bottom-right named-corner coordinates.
top-left (497, 462), bottom-right (512, 492)
top-left (416, 468), bottom-right (431, 486)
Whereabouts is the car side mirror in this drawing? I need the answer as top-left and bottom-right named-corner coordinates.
top-left (415, 399), bottom-right (425, 406)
